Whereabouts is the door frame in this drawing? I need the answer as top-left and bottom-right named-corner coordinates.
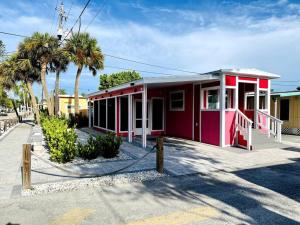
top-left (133, 99), bottom-right (151, 135)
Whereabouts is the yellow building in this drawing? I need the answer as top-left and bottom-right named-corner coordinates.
top-left (271, 91), bottom-right (300, 135)
top-left (57, 95), bottom-right (88, 118)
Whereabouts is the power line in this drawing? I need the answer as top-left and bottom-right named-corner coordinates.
top-left (0, 31), bottom-right (28, 38)
top-left (0, 30), bottom-right (200, 75)
top-left (105, 65), bottom-right (185, 76)
top-left (104, 53), bottom-right (200, 75)
top-left (84, 0), bottom-right (107, 32)
top-left (60, 0), bottom-right (92, 44)
top-left (50, 0), bottom-right (59, 35)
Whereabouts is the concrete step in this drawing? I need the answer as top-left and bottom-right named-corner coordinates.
top-left (251, 129), bottom-right (286, 150)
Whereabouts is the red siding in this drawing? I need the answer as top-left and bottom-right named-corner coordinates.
top-left (201, 111), bottom-right (220, 146)
top-left (244, 110), bottom-right (254, 122)
top-left (165, 84), bottom-right (193, 140)
top-left (226, 75), bottom-right (236, 87)
top-left (225, 111), bottom-right (236, 145)
top-left (90, 85), bottom-right (143, 100)
top-left (238, 77), bottom-right (257, 82)
top-left (194, 85), bottom-right (200, 141)
top-left (202, 81), bottom-right (220, 88)
top-left (259, 79), bottom-right (269, 89)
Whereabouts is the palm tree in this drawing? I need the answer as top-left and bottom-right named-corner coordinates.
top-left (19, 32), bottom-right (58, 116)
top-left (51, 48), bottom-right (70, 115)
top-left (0, 54), bottom-right (41, 124)
top-left (65, 32), bottom-right (104, 115)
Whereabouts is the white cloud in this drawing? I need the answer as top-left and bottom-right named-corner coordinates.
top-left (1, 0), bottom-right (300, 95)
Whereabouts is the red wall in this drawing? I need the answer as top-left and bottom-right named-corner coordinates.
top-left (225, 111), bottom-right (236, 145)
top-left (165, 84), bottom-right (193, 140)
top-left (201, 111), bottom-right (220, 146)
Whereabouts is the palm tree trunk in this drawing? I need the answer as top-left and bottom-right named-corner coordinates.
top-left (41, 62), bottom-right (53, 116)
top-left (54, 69), bottom-right (60, 116)
top-left (74, 65), bottom-right (83, 115)
top-left (26, 81), bottom-right (40, 124)
top-left (11, 99), bottom-right (20, 122)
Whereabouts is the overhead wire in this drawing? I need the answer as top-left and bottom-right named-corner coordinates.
top-left (83, 0), bottom-right (107, 32)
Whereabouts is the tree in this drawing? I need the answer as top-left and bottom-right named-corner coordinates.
top-left (0, 53), bottom-right (41, 124)
top-left (59, 89), bottom-right (67, 95)
top-left (99, 70), bottom-right (141, 90)
top-left (51, 48), bottom-right (70, 115)
top-left (19, 32), bottom-right (58, 116)
top-left (0, 40), bottom-right (5, 61)
top-left (65, 32), bottom-right (104, 115)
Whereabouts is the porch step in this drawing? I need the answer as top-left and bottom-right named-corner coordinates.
top-left (251, 129), bottom-right (286, 150)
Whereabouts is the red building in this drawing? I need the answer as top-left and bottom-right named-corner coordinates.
top-left (87, 68), bottom-right (283, 150)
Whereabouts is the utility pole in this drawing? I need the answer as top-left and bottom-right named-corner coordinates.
top-left (56, 2), bottom-right (67, 40)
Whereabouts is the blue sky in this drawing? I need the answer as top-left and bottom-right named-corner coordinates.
top-left (1, 0), bottom-right (300, 99)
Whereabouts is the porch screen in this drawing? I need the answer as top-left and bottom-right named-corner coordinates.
top-left (94, 100), bottom-right (99, 126)
top-left (152, 99), bottom-right (163, 130)
top-left (107, 98), bottom-right (115, 131)
top-left (120, 97), bottom-right (128, 131)
top-left (207, 90), bottom-right (219, 109)
top-left (99, 99), bottom-right (107, 128)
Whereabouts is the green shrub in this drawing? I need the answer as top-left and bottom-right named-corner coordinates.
top-left (99, 132), bottom-right (122, 158)
top-left (41, 116), bottom-right (77, 163)
top-left (77, 136), bottom-right (101, 160)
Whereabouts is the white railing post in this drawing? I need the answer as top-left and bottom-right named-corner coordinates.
top-left (247, 122), bottom-right (252, 151)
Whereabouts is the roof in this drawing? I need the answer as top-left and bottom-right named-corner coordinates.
top-left (271, 91), bottom-right (300, 97)
top-left (87, 68), bottom-right (280, 97)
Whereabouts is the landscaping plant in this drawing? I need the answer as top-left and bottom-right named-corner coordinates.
top-left (41, 116), bottom-right (77, 163)
top-left (99, 132), bottom-right (122, 158)
top-left (77, 136), bottom-right (101, 160)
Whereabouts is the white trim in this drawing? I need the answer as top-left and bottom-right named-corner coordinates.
top-left (201, 87), bottom-right (220, 110)
top-left (226, 86), bottom-right (237, 89)
top-left (220, 74), bottom-right (226, 147)
top-left (254, 79), bottom-right (259, 128)
top-left (134, 99), bottom-right (151, 135)
top-left (199, 83), bottom-right (202, 142)
top-left (192, 84), bottom-right (195, 140)
top-left (115, 97), bottom-right (117, 132)
top-left (142, 85), bottom-right (148, 148)
top-left (237, 80), bottom-right (257, 84)
top-left (169, 90), bottom-right (185, 111)
top-left (128, 94), bottom-right (133, 142)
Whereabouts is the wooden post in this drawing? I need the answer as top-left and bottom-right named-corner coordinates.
top-left (22, 144), bottom-right (31, 189)
top-left (156, 136), bottom-right (164, 173)
top-left (3, 120), bottom-right (7, 132)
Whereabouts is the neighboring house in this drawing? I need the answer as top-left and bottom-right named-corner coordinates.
top-left (87, 68), bottom-right (282, 150)
top-left (271, 91), bottom-right (300, 135)
top-left (56, 95), bottom-right (88, 118)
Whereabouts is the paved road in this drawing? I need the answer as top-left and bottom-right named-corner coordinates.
top-left (0, 158), bottom-right (299, 225)
top-left (0, 121), bottom-right (33, 200)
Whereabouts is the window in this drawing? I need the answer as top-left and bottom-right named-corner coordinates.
top-left (94, 101), bottom-right (98, 126)
top-left (170, 91), bottom-right (184, 111)
top-left (225, 89), bottom-right (234, 109)
top-left (207, 89), bottom-right (219, 109)
top-left (99, 99), bottom-right (106, 128)
top-left (259, 91), bottom-right (266, 110)
top-left (246, 96), bottom-right (254, 110)
top-left (280, 99), bottom-right (289, 121)
top-left (152, 99), bottom-right (164, 130)
top-left (107, 98), bottom-right (115, 130)
top-left (120, 97), bottom-right (128, 131)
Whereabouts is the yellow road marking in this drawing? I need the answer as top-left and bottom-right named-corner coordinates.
top-left (49, 208), bottom-right (95, 225)
top-left (122, 206), bottom-right (218, 225)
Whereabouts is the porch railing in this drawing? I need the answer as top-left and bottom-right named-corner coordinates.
top-left (236, 109), bottom-right (253, 150)
top-left (257, 110), bottom-right (283, 143)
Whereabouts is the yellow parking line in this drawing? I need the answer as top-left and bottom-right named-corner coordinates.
top-left (49, 208), bottom-right (95, 225)
top-left (122, 206), bottom-right (218, 225)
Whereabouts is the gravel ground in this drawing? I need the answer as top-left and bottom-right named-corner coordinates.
top-left (22, 170), bottom-right (166, 196)
top-left (31, 128), bottom-right (132, 170)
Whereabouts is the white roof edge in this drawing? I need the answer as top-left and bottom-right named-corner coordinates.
top-left (220, 68), bottom-right (280, 79)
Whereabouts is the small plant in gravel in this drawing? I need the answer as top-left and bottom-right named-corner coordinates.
top-left (77, 136), bottom-right (101, 160)
top-left (41, 116), bottom-right (77, 163)
top-left (100, 132), bottom-right (122, 158)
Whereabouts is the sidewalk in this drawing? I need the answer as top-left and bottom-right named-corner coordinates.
top-left (0, 121), bottom-right (33, 200)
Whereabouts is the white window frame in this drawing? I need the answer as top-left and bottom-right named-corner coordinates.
top-left (201, 87), bottom-right (220, 110)
top-left (169, 90), bottom-right (185, 111)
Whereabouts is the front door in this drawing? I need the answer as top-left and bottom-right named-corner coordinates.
top-left (134, 100), bottom-right (150, 135)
